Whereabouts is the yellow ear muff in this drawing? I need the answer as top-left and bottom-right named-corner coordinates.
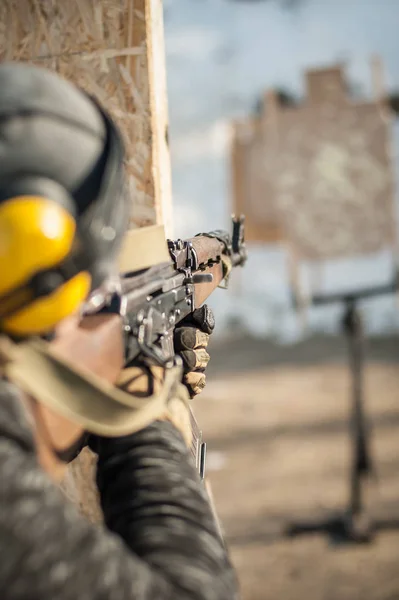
top-left (3, 271), bottom-right (91, 336)
top-left (0, 196), bottom-right (91, 335)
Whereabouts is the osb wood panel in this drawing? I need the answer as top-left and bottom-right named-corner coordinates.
top-left (0, 0), bottom-right (157, 229)
top-left (0, 0), bottom-right (173, 524)
top-left (146, 0), bottom-right (173, 237)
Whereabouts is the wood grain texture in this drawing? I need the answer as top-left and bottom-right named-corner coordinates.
top-left (194, 263), bottom-right (224, 307)
top-left (0, 0), bottom-right (173, 231)
top-left (190, 236), bottom-right (225, 266)
top-left (52, 314), bottom-right (125, 383)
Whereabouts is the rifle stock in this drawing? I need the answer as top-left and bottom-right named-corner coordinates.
top-left (52, 314), bottom-right (125, 383)
top-left (15, 314), bottom-right (125, 484)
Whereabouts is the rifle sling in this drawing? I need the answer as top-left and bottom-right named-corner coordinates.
top-left (0, 336), bottom-right (185, 437)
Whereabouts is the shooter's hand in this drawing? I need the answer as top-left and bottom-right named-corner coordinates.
top-left (173, 305), bottom-right (215, 398)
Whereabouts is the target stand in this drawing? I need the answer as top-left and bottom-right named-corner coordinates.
top-left (286, 276), bottom-right (399, 544)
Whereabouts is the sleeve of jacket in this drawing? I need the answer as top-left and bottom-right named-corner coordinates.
top-left (0, 379), bottom-right (239, 600)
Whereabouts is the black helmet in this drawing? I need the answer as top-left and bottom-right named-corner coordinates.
top-left (0, 62), bottom-right (130, 335)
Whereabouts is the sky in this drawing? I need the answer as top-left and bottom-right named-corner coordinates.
top-left (163, 0), bottom-right (399, 340)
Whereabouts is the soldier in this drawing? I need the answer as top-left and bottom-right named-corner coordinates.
top-left (0, 63), bottom-right (238, 600)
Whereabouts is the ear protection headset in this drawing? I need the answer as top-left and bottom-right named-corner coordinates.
top-left (0, 176), bottom-right (89, 335)
top-left (0, 66), bottom-right (128, 337)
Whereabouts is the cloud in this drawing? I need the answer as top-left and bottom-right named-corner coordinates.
top-left (171, 196), bottom-right (207, 238)
top-left (165, 27), bottom-right (223, 62)
top-left (170, 120), bottom-right (233, 165)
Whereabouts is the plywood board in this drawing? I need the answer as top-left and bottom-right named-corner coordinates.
top-left (0, 0), bottom-right (174, 523)
top-left (0, 0), bottom-right (173, 233)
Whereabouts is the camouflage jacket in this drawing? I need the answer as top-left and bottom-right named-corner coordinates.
top-left (0, 380), bottom-right (238, 600)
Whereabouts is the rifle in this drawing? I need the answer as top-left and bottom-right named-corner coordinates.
top-left (0, 215), bottom-right (247, 482)
top-left (86, 213), bottom-right (247, 476)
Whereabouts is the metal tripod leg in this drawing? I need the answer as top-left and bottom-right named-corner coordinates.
top-left (286, 301), bottom-right (374, 544)
top-left (342, 301), bottom-right (373, 541)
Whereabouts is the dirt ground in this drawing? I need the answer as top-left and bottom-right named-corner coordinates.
top-left (194, 332), bottom-right (399, 600)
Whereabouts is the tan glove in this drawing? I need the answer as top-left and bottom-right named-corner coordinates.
top-left (173, 305), bottom-right (215, 397)
top-left (116, 304), bottom-right (216, 445)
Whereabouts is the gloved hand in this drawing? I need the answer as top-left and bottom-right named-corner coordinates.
top-left (87, 305), bottom-right (215, 453)
top-left (98, 305), bottom-right (215, 446)
top-left (173, 305), bottom-right (215, 398)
